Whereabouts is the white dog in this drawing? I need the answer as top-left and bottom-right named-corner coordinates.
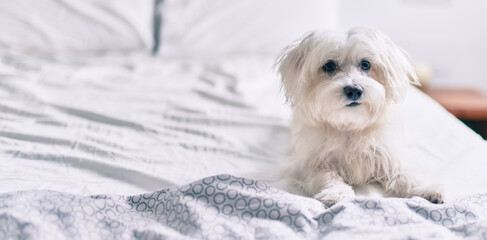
top-left (276, 27), bottom-right (443, 206)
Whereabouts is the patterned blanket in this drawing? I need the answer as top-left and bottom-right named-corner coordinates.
top-left (2, 175), bottom-right (486, 239)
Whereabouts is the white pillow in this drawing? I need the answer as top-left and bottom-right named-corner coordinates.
top-left (158, 0), bottom-right (338, 56)
top-left (0, 0), bottom-right (154, 53)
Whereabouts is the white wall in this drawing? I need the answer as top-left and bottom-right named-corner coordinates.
top-left (337, 0), bottom-right (487, 93)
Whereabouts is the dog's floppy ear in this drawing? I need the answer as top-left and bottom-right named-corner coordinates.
top-left (349, 28), bottom-right (419, 103)
top-left (275, 32), bottom-right (316, 106)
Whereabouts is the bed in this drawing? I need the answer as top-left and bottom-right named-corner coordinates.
top-left (2, 1), bottom-right (487, 239)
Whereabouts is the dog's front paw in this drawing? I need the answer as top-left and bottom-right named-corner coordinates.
top-left (314, 185), bottom-right (355, 207)
top-left (420, 191), bottom-right (444, 204)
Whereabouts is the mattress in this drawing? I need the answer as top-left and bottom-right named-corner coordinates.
top-left (1, 49), bottom-right (487, 239)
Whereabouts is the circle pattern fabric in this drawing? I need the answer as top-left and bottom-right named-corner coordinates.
top-left (1, 174), bottom-right (487, 239)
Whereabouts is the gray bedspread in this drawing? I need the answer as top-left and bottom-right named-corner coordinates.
top-left (2, 174), bottom-right (486, 240)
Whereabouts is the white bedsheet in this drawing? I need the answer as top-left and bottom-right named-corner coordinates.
top-left (0, 50), bottom-right (486, 202)
top-left (0, 51), bottom-right (288, 195)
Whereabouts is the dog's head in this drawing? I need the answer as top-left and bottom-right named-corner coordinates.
top-left (276, 27), bottom-right (418, 131)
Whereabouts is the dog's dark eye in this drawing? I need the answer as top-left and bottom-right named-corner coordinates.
top-left (322, 61), bottom-right (337, 73)
top-left (360, 60), bottom-right (371, 71)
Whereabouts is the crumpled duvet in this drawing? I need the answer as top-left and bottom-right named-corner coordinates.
top-left (2, 175), bottom-right (487, 239)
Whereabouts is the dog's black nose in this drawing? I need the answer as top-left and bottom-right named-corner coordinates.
top-left (344, 84), bottom-right (363, 101)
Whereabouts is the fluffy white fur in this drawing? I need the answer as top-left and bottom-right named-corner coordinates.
top-left (276, 27), bottom-right (443, 206)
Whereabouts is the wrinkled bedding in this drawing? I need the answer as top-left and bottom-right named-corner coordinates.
top-left (0, 50), bottom-right (288, 195)
top-left (1, 50), bottom-right (487, 239)
top-left (3, 175), bottom-right (487, 239)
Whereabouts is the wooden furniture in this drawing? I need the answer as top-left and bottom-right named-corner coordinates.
top-left (424, 87), bottom-right (487, 139)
